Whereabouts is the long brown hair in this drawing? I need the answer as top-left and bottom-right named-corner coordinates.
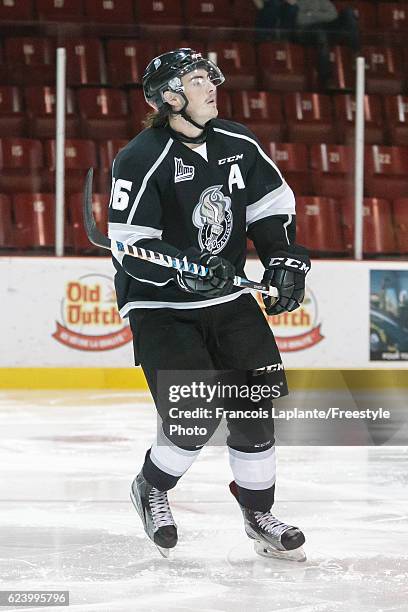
top-left (142, 102), bottom-right (173, 128)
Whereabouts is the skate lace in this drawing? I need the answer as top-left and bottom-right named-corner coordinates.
top-left (148, 488), bottom-right (174, 529)
top-left (254, 511), bottom-right (291, 538)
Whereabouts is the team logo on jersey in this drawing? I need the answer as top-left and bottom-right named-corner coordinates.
top-left (154, 58), bottom-right (161, 69)
top-left (192, 185), bottom-right (233, 253)
top-left (174, 157), bottom-right (195, 183)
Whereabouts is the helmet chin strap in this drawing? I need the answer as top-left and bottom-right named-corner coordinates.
top-left (168, 92), bottom-right (209, 144)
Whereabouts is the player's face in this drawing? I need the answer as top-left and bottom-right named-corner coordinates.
top-left (181, 68), bottom-right (218, 123)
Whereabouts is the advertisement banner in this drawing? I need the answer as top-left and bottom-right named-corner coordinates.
top-left (1, 257), bottom-right (408, 369)
top-left (369, 269), bottom-right (408, 361)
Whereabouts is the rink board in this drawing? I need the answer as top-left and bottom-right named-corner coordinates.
top-left (0, 257), bottom-right (407, 388)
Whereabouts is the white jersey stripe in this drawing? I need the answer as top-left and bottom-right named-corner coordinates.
top-left (126, 138), bottom-right (173, 224)
top-left (119, 288), bottom-right (249, 317)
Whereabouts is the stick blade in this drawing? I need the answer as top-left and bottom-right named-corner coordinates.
top-left (83, 167), bottom-right (110, 249)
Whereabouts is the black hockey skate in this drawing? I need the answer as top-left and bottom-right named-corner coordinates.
top-left (130, 472), bottom-right (178, 558)
top-left (229, 481), bottom-right (306, 562)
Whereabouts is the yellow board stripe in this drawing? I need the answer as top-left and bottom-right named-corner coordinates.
top-left (0, 368), bottom-right (407, 389)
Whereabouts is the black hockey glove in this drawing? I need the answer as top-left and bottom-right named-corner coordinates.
top-left (262, 245), bottom-right (311, 315)
top-left (176, 248), bottom-right (235, 298)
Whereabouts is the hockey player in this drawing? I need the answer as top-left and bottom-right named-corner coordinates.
top-left (108, 49), bottom-right (310, 560)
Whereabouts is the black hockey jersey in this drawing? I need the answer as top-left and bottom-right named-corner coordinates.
top-left (108, 118), bottom-right (296, 317)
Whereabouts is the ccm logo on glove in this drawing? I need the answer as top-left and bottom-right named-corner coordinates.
top-left (262, 245), bottom-right (311, 316)
top-left (267, 256), bottom-right (310, 274)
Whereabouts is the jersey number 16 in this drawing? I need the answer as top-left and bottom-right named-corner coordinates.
top-left (109, 178), bottom-right (133, 210)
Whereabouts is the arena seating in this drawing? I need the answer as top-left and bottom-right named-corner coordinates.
top-left (257, 43), bottom-right (307, 92)
top-left (77, 88), bottom-right (129, 140)
top-left (363, 46), bottom-right (404, 95)
top-left (267, 143), bottom-right (311, 195)
top-left (365, 145), bottom-right (408, 198)
top-left (35, 0), bottom-right (84, 22)
top-left (310, 144), bottom-right (355, 198)
top-left (0, 194), bottom-right (13, 248)
top-left (231, 91), bottom-right (284, 143)
top-left (206, 42), bottom-right (257, 90)
top-left (25, 86), bottom-right (79, 138)
top-left (392, 198), bottom-right (408, 253)
top-left (377, 2), bottom-right (408, 32)
top-left (296, 196), bottom-right (345, 254)
top-left (68, 192), bottom-right (108, 253)
top-left (64, 39), bottom-right (106, 86)
top-left (44, 139), bottom-right (98, 193)
top-left (333, 94), bottom-right (385, 145)
top-left (308, 46), bottom-right (354, 91)
top-left (106, 40), bottom-right (155, 86)
top-left (1, 3), bottom-right (408, 257)
top-left (284, 93), bottom-right (336, 144)
top-left (0, 137), bottom-right (44, 193)
top-left (384, 95), bottom-right (408, 145)
top-left (13, 192), bottom-right (57, 249)
top-left (84, 0), bottom-right (134, 23)
top-left (0, 86), bottom-right (25, 137)
top-left (342, 197), bottom-right (397, 255)
top-left (0, 0), bottom-right (34, 20)
top-left (2, 37), bottom-right (55, 85)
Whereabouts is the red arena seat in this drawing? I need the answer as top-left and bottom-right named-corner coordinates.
top-left (334, 1), bottom-right (377, 34)
top-left (0, 86), bottom-right (25, 137)
top-left (308, 45), bottom-right (354, 91)
top-left (13, 192), bottom-right (56, 249)
top-left (267, 142), bottom-right (311, 196)
top-left (333, 94), bottom-right (385, 145)
top-left (64, 39), bottom-right (106, 86)
top-left (24, 86), bottom-right (79, 138)
top-left (68, 192), bottom-right (109, 253)
top-left (206, 42), bottom-right (257, 90)
top-left (35, 0), bottom-right (84, 21)
top-left (106, 40), bottom-right (155, 86)
top-left (231, 91), bottom-right (285, 143)
top-left (296, 196), bottom-right (345, 253)
top-left (257, 43), bottom-right (307, 92)
top-left (342, 197), bottom-right (397, 255)
top-left (384, 95), bottom-right (408, 146)
top-left (99, 140), bottom-right (128, 170)
top-left (0, 194), bottom-right (14, 248)
top-left (0, 0), bottom-right (34, 20)
top-left (44, 139), bottom-right (97, 193)
top-left (128, 89), bottom-right (151, 134)
top-left (0, 138), bottom-right (44, 193)
top-left (364, 145), bottom-right (408, 199)
top-left (135, 0), bottom-right (183, 36)
top-left (77, 88), bottom-right (129, 140)
top-left (284, 93), bottom-right (336, 144)
top-left (377, 3), bottom-right (408, 32)
top-left (184, 0), bottom-right (230, 27)
top-left (234, 0), bottom-right (258, 28)
top-left (3, 37), bottom-right (55, 85)
top-left (99, 139), bottom-right (128, 191)
top-left (392, 198), bottom-right (408, 253)
top-left (310, 144), bottom-right (354, 198)
top-left (84, 0), bottom-right (134, 22)
top-left (363, 46), bottom-right (404, 95)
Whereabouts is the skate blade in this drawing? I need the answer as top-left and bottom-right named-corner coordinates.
top-left (254, 541), bottom-right (307, 562)
top-left (130, 491), bottom-right (172, 560)
top-left (156, 545), bottom-right (171, 558)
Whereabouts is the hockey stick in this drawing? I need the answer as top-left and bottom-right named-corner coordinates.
top-left (83, 168), bottom-right (278, 299)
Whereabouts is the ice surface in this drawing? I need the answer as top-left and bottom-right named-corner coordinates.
top-left (0, 391), bottom-right (407, 612)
